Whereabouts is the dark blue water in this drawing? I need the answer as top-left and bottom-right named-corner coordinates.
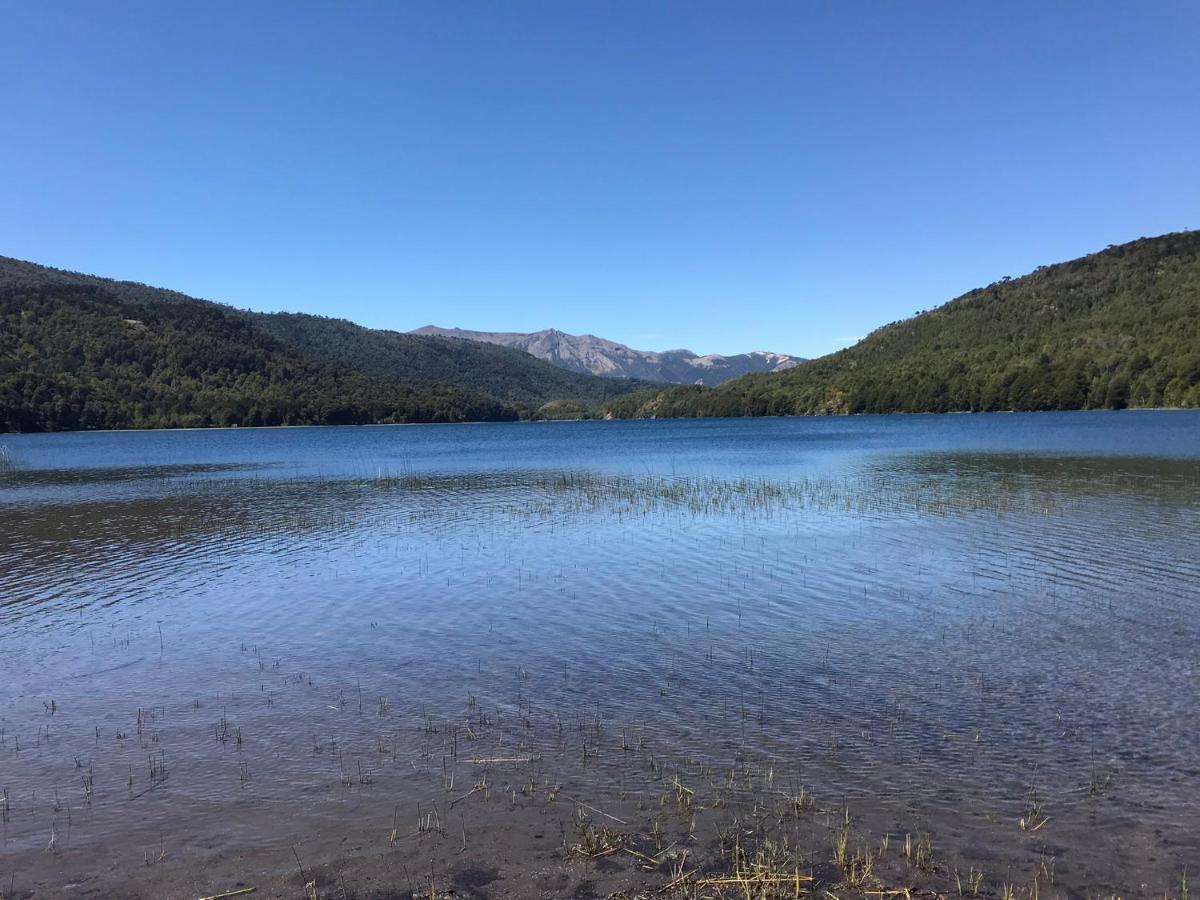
top-left (4, 411), bottom-right (1199, 480)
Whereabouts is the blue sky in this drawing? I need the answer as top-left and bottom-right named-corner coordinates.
top-left (2, 1), bottom-right (1197, 358)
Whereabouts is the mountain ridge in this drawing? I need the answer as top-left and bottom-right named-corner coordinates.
top-left (411, 326), bottom-right (801, 386)
top-left (5, 230), bottom-right (1198, 433)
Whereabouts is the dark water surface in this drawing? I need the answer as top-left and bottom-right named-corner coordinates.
top-left (1, 413), bottom-right (1198, 896)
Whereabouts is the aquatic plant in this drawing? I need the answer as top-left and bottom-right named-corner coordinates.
top-left (0, 445), bottom-right (15, 472)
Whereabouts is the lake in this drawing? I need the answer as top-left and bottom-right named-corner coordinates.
top-left (1, 412), bottom-right (1198, 898)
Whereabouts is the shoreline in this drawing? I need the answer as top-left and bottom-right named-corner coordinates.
top-left (2, 405), bottom-right (1198, 438)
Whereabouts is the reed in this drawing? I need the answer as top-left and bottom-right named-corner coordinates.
top-left (1019, 786), bottom-right (1049, 832)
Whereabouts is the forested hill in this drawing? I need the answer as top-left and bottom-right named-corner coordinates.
top-left (0, 281), bottom-right (519, 432)
top-left (251, 313), bottom-right (648, 410)
top-left (0, 257), bottom-right (643, 432)
top-left (604, 232), bottom-right (1200, 419)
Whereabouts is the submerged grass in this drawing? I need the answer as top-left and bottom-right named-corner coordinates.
top-left (355, 466), bottom-right (1104, 523)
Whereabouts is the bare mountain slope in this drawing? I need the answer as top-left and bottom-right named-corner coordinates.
top-left (411, 326), bottom-right (800, 386)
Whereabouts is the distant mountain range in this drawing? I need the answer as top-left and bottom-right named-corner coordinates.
top-left (604, 231), bottom-right (1200, 418)
top-left (411, 326), bottom-right (801, 386)
top-left (4, 230), bottom-right (1197, 434)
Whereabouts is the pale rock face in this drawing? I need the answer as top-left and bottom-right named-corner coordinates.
top-left (412, 327), bottom-right (802, 387)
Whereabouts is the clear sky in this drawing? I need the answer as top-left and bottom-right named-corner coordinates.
top-left (2, 2), bottom-right (1197, 358)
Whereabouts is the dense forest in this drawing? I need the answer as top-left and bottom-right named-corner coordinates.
top-left (605, 231), bottom-right (1200, 418)
top-left (0, 256), bottom-right (655, 432)
top-left (0, 284), bottom-right (518, 432)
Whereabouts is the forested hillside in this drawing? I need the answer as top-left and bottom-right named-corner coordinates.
top-left (7, 230), bottom-right (1198, 433)
top-left (253, 313), bottom-right (647, 410)
top-left (0, 257), bottom-right (646, 432)
top-left (0, 283), bottom-right (515, 432)
top-left (605, 232), bottom-right (1200, 418)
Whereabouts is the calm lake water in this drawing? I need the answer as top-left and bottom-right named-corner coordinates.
top-left (1, 413), bottom-right (1198, 897)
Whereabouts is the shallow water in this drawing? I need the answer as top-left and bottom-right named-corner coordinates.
top-left (1, 413), bottom-right (1198, 896)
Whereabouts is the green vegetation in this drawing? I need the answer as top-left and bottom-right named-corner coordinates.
top-left (6, 230), bottom-right (1198, 432)
top-left (0, 257), bottom-right (646, 432)
top-left (0, 284), bottom-right (517, 431)
top-left (604, 231), bottom-right (1200, 418)
top-left (250, 312), bottom-right (648, 411)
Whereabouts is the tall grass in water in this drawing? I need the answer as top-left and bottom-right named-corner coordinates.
top-left (0, 445), bottom-right (15, 473)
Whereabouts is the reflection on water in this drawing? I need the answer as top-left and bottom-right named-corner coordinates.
top-left (0, 461), bottom-right (266, 488)
top-left (0, 413), bottom-right (1198, 896)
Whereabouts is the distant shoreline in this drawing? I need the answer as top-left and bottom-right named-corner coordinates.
top-left (3, 405), bottom-right (1198, 438)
